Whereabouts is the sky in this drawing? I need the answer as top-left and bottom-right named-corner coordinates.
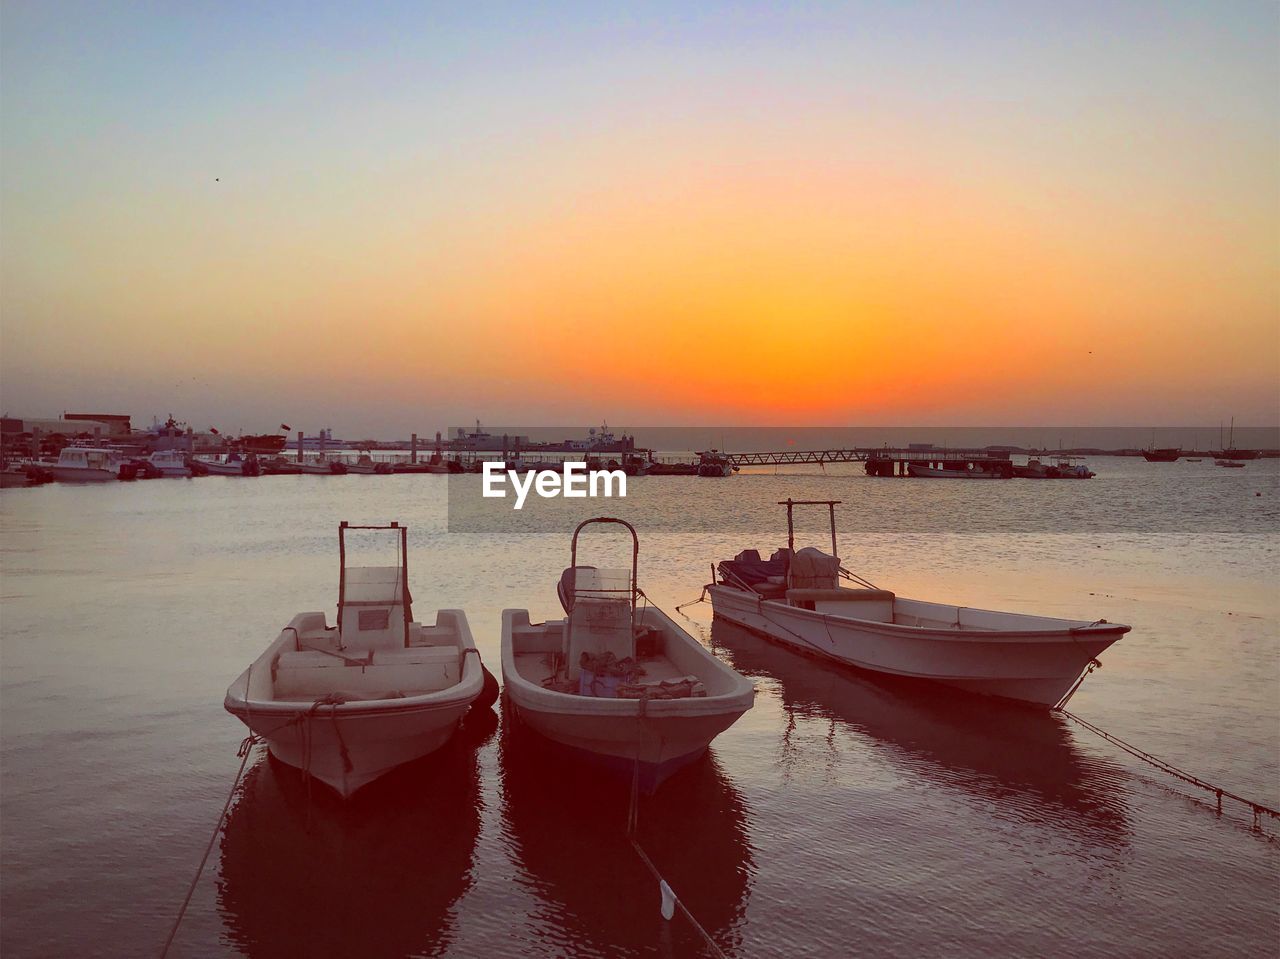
top-left (1, 1), bottom-right (1277, 435)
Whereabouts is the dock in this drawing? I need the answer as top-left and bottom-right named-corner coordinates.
top-left (724, 447), bottom-right (1012, 476)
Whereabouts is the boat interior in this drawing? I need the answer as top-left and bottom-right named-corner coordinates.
top-left (718, 548), bottom-right (1101, 633)
top-left (265, 566), bottom-right (465, 702)
top-left (508, 566), bottom-right (735, 699)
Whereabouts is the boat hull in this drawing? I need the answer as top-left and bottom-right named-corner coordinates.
top-left (708, 585), bottom-right (1125, 709)
top-left (48, 466), bottom-right (117, 482)
top-left (252, 700), bottom-right (472, 797)
top-left (226, 610), bottom-right (484, 798)
top-left (907, 464), bottom-right (1007, 479)
top-left (501, 607), bottom-right (754, 791)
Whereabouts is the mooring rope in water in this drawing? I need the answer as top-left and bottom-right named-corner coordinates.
top-left (624, 694), bottom-right (729, 959)
top-left (1059, 709), bottom-right (1280, 829)
top-left (159, 733), bottom-right (262, 959)
top-left (677, 586), bottom-right (1278, 835)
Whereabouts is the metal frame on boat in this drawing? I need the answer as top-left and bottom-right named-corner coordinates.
top-left (708, 499), bottom-right (1128, 709)
top-left (501, 517), bottom-right (754, 791)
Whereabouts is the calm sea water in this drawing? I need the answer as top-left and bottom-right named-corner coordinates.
top-left (2, 457), bottom-right (1278, 957)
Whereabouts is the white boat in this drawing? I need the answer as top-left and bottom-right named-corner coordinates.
top-left (225, 522), bottom-right (490, 798)
top-left (202, 451), bottom-right (261, 476)
top-left (296, 457), bottom-right (346, 475)
top-left (501, 518), bottom-right (754, 791)
top-left (48, 447), bottom-right (131, 482)
top-left (907, 462), bottom-right (1007, 479)
top-left (147, 449), bottom-right (193, 477)
top-left (1049, 456), bottom-right (1094, 478)
top-left (347, 454), bottom-right (393, 474)
top-left (708, 500), bottom-right (1128, 709)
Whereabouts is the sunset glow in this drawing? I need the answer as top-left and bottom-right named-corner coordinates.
top-left (1, 3), bottom-right (1276, 433)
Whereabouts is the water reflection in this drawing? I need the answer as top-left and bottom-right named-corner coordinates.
top-left (217, 719), bottom-right (491, 959)
top-left (710, 619), bottom-right (1131, 850)
top-left (498, 700), bottom-right (754, 957)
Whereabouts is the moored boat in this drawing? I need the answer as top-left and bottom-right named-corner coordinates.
top-left (1048, 456), bottom-right (1094, 478)
top-left (347, 454), bottom-right (393, 474)
top-left (907, 462), bottom-right (1008, 479)
top-left (1141, 448), bottom-right (1181, 462)
top-left (1211, 417), bottom-right (1260, 460)
top-left (201, 451), bottom-right (261, 476)
top-left (296, 457), bottom-right (347, 475)
top-left (1215, 459), bottom-right (1246, 468)
top-left (146, 449), bottom-right (193, 477)
top-left (707, 499), bottom-right (1128, 709)
top-left (0, 461), bottom-right (53, 488)
top-left (225, 522), bottom-right (492, 798)
top-left (1012, 458), bottom-right (1052, 478)
top-left (47, 447), bottom-right (136, 482)
top-left (696, 450), bottom-right (734, 477)
top-left (501, 518), bottom-right (754, 791)
top-left (259, 457), bottom-right (303, 475)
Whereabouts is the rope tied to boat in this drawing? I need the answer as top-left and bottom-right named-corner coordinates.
top-left (305, 693), bottom-right (353, 774)
top-left (625, 690), bottom-right (728, 959)
top-left (159, 732), bottom-right (263, 958)
top-left (1057, 708), bottom-right (1279, 831)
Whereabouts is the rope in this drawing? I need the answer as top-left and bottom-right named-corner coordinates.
top-left (624, 694), bottom-right (728, 959)
top-left (1053, 659), bottom-right (1100, 710)
top-left (675, 586), bottom-right (710, 613)
top-left (159, 734), bottom-right (261, 958)
top-left (1059, 709), bottom-right (1280, 828)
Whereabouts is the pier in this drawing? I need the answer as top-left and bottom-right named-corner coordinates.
top-left (724, 447), bottom-right (1012, 476)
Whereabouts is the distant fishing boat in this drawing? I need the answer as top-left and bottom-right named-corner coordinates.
top-left (696, 450), bottom-right (734, 477)
top-left (146, 450), bottom-right (193, 477)
top-left (0, 460), bottom-right (53, 488)
top-left (1048, 456), bottom-right (1094, 478)
top-left (1012, 458), bottom-right (1052, 478)
top-left (1185, 458), bottom-right (1203, 463)
top-left (1211, 417), bottom-right (1260, 460)
top-left (259, 457), bottom-right (303, 475)
top-left (347, 454), bottom-right (393, 474)
top-left (225, 522), bottom-right (493, 798)
top-left (201, 452), bottom-right (261, 476)
top-left (1215, 459), bottom-right (1246, 468)
top-left (1140, 429), bottom-right (1180, 462)
top-left (296, 457), bottom-right (347, 475)
top-left (501, 518), bottom-right (754, 791)
top-left (234, 433), bottom-right (287, 454)
top-left (708, 500), bottom-right (1128, 709)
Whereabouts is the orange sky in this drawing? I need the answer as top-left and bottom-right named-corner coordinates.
top-left (1, 4), bottom-right (1276, 433)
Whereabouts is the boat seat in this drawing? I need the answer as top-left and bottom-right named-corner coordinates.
top-left (278, 650), bottom-right (346, 670)
top-left (752, 581), bottom-right (788, 599)
top-left (370, 647), bottom-right (459, 667)
top-left (274, 646), bottom-right (460, 699)
top-left (787, 588), bottom-right (895, 622)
